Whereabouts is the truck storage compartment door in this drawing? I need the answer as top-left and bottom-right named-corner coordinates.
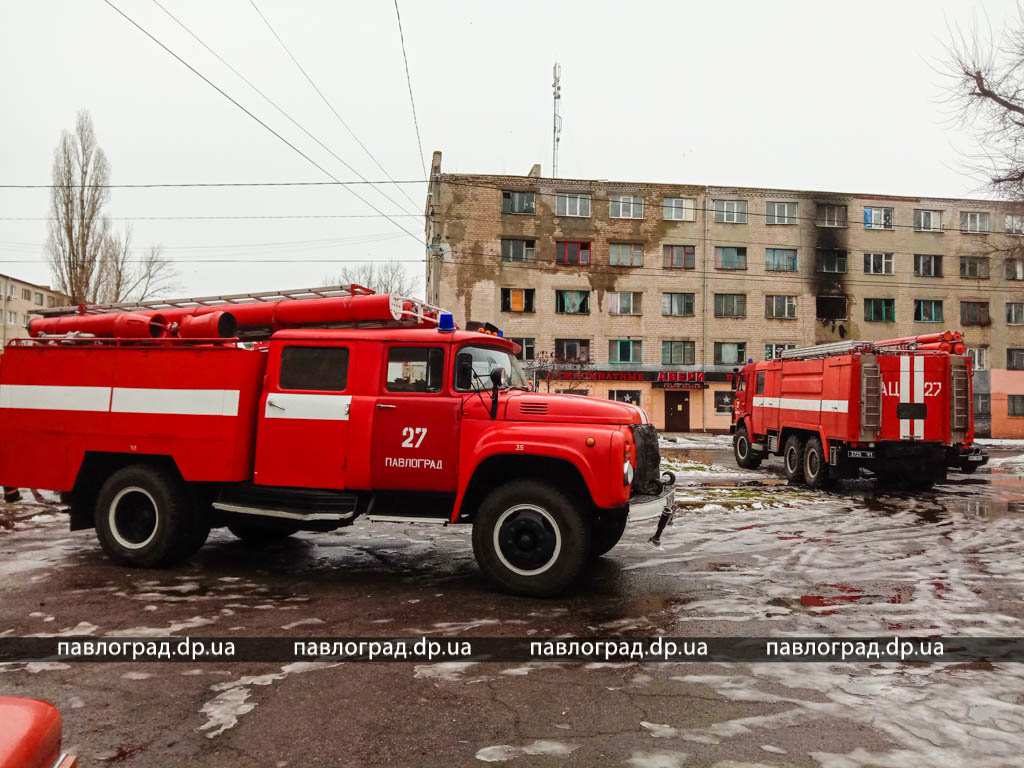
top-left (254, 342), bottom-right (352, 489)
top-left (371, 345), bottom-right (459, 492)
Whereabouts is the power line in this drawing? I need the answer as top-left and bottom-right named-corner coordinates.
top-left (0, 180), bottom-right (425, 189)
top-left (148, 0), bottom-right (420, 220)
top-left (247, 0), bottom-right (421, 213)
top-left (0, 258), bottom-right (425, 264)
top-left (0, 214), bottom-right (434, 221)
top-left (100, 0), bottom-right (423, 244)
top-left (393, 0), bottom-right (426, 180)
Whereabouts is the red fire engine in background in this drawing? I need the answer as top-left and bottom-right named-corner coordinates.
top-left (730, 332), bottom-right (987, 488)
top-left (0, 285), bottom-right (674, 596)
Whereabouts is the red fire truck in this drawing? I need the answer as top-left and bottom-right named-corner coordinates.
top-left (730, 333), bottom-right (987, 489)
top-left (0, 286), bottom-right (673, 596)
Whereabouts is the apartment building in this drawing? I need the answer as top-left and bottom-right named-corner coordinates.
top-left (424, 153), bottom-right (1024, 437)
top-left (0, 274), bottom-right (68, 352)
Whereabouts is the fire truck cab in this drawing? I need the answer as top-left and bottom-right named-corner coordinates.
top-left (0, 286), bottom-right (674, 596)
top-left (730, 333), bottom-right (986, 489)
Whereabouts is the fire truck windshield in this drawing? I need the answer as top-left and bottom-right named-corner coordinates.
top-left (456, 344), bottom-right (528, 390)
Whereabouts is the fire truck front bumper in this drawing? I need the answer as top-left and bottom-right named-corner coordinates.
top-left (629, 473), bottom-right (677, 523)
top-left (949, 444), bottom-right (988, 468)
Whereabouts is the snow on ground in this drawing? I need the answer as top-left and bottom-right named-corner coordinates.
top-left (659, 433), bottom-right (733, 450)
top-left (988, 454), bottom-right (1024, 474)
top-left (975, 438), bottom-right (1024, 449)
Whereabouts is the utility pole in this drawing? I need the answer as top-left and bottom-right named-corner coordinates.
top-left (552, 62), bottom-right (562, 178)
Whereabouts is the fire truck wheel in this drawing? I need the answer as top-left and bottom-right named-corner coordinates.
top-left (591, 510), bottom-right (628, 558)
top-left (733, 425), bottom-right (762, 469)
top-left (783, 435), bottom-right (806, 483)
top-left (226, 521), bottom-right (300, 545)
top-left (472, 480), bottom-right (589, 597)
top-left (95, 465), bottom-right (200, 567)
top-left (803, 436), bottom-right (829, 490)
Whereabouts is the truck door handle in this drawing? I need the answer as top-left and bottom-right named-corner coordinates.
top-left (267, 398), bottom-right (285, 411)
top-left (376, 403), bottom-right (396, 409)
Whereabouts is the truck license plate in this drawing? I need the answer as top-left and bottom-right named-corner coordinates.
top-left (968, 455), bottom-right (983, 462)
top-left (847, 450), bottom-right (875, 459)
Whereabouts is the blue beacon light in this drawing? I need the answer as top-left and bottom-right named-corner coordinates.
top-left (438, 313), bottom-right (456, 332)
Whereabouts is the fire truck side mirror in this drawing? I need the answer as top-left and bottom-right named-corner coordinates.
top-left (731, 368), bottom-right (740, 390)
top-left (455, 352), bottom-right (474, 390)
top-left (489, 367), bottom-right (504, 419)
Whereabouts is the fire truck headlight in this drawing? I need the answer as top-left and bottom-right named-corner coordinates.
top-left (623, 460), bottom-right (634, 486)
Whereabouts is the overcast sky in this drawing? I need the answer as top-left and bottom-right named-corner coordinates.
top-left (0, 0), bottom-right (1016, 297)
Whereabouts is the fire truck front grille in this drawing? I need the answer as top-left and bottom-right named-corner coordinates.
top-left (630, 424), bottom-right (662, 496)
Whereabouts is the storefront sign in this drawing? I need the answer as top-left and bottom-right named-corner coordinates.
top-left (538, 369), bottom-right (727, 383)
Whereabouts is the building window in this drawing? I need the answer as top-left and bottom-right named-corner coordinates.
top-left (21, 288), bottom-right (30, 301)
top-left (1007, 302), bottom-right (1024, 325)
top-left (960, 255), bottom-right (990, 279)
top-left (555, 338), bottom-right (590, 361)
top-left (816, 296), bottom-right (848, 320)
top-left (555, 290), bottom-right (590, 314)
top-left (555, 193), bottom-right (590, 217)
top-left (500, 288), bottom-right (535, 313)
top-left (1006, 259), bottom-right (1024, 280)
top-left (501, 190), bottom-right (535, 215)
top-left (46, 296), bottom-right (55, 307)
top-left (960, 211), bottom-right (990, 233)
top-left (663, 197), bottom-right (696, 221)
top-left (863, 206), bottom-right (894, 230)
top-left (967, 346), bottom-right (987, 371)
top-left (508, 337), bottom-right (535, 360)
top-left (1006, 214), bottom-right (1024, 235)
top-left (6, 311), bottom-right (15, 323)
top-left (915, 254), bottom-right (942, 277)
top-left (765, 248), bottom-right (797, 271)
top-left (1010, 349), bottom-right (1024, 370)
top-left (609, 194), bottom-right (644, 219)
top-left (714, 293), bottom-right (746, 318)
top-left (914, 299), bottom-right (944, 323)
top-left (556, 241), bottom-right (591, 266)
top-left (22, 314), bottom-right (28, 326)
top-left (501, 238), bottom-right (536, 263)
top-left (714, 199), bottom-right (747, 224)
top-left (765, 295), bottom-right (797, 319)
top-left (608, 339), bottom-right (642, 364)
top-left (864, 252), bottom-right (894, 274)
top-left (609, 390), bottom-right (642, 406)
top-left (609, 242), bottom-right (643, 266)
top-left (914, 209), bottom-right (943, 232)
top-left (714, 342), bottom-right (747, 365)
top-left (714, 246), bottom-right (747, 269)
top-left (816, 249), bottom-right (847, 273)
top-left (663, 244), bottom-right (695, 269)
top-left (1010, 395), bottom-right (1024, 416)
top-left (864, 298), bottom-right (895, 322)
top-left (609, 291), bottom-right (643, 315)
top-left (714, 391), bottom-right (734, 414)
top-left (816, 204), bottom-right (847, 227)
top-left (662, 340), bottom-right (695, 365)
top-left (765, 343), bottom-right (796, 360)
top-left (662, 292), bottom-right (695, 317)
top-left (974, 393), bottom-right (991, 417)
top-left (765, 201), bottom-right (797, 225)
top-left (34, 292), bottom-right (43, 306)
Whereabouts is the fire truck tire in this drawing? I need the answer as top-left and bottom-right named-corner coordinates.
top-left (802, 436), bottom-right (829, 490)
top-left (94, 465), bottom-right (201, 568)
top-left (783, 435), bottom-right (806, 483)
top-left (226, 521), bottom-right (300, 545)
top-left (472, 480), bottom-right (589, 597)
top-left (733, 425), bottom-right (762, 469)
top-left (591, 510), bottom-right (628, 558)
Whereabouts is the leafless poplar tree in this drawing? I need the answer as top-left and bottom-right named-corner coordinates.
top-left (46, 110), bottom-right (178, 304)
top-left (326, 257), bottom-right (419, 296)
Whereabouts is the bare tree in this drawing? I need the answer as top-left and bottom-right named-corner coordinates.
top-left (325, 257), bottom-right (419, 296)
top-left (528, 350), bottom-right (595, 393)
top-left (943, 7), bottom-right (1024, 200)
top-left (46, 110), bottom-right (178, 304)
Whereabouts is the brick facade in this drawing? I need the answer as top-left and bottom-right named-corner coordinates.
top-left (0, 274), bottom-right (67, 352)
top-left (424, 153), bottom-right (1024, 436)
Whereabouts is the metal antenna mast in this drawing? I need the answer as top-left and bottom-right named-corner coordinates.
top-left (552, 62), bottom-right (562, 177)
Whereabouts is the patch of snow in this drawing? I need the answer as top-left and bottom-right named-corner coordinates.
top-left (106, 615), bottom-right (216, 637)
top-left (122, 671), bottom-right (153, 680)
top-left (626, 751), bottom-right (689, 768)
top-left (30, 621), bottom-right (98, 638)
top-left (475, 740), bottom-right (578, 762)
top-left (281, 618), bottom-right (324, 630)
top-left (413, 661), bottom-right (478, 681)
top-left (640, 721), bottom-right (679, 738)
top-left (0, 662), bottom-right (72, 673)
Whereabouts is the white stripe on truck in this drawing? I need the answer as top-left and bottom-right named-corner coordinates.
top-left (263, 393), bottom-right (351, 421)
top-left (752, 396), bottom-right (848, 413)
top-left (0, 384), bottom-right (240, 416)
top-left (913, 355), bottom-right (924, 439)
top-left (899, 356), bottom-right (910, 439)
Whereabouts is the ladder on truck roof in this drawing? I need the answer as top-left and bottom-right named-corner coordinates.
top-left (779, 332), bottom-right (965, 360)
top-left (35, 284), bottom-right (379, 317)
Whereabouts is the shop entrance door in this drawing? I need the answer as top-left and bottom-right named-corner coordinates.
top-left (664, 390), bottom-right (690, 431)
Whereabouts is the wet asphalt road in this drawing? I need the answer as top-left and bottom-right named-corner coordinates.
top-left (2, 438), bottom-right (1024, 767)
